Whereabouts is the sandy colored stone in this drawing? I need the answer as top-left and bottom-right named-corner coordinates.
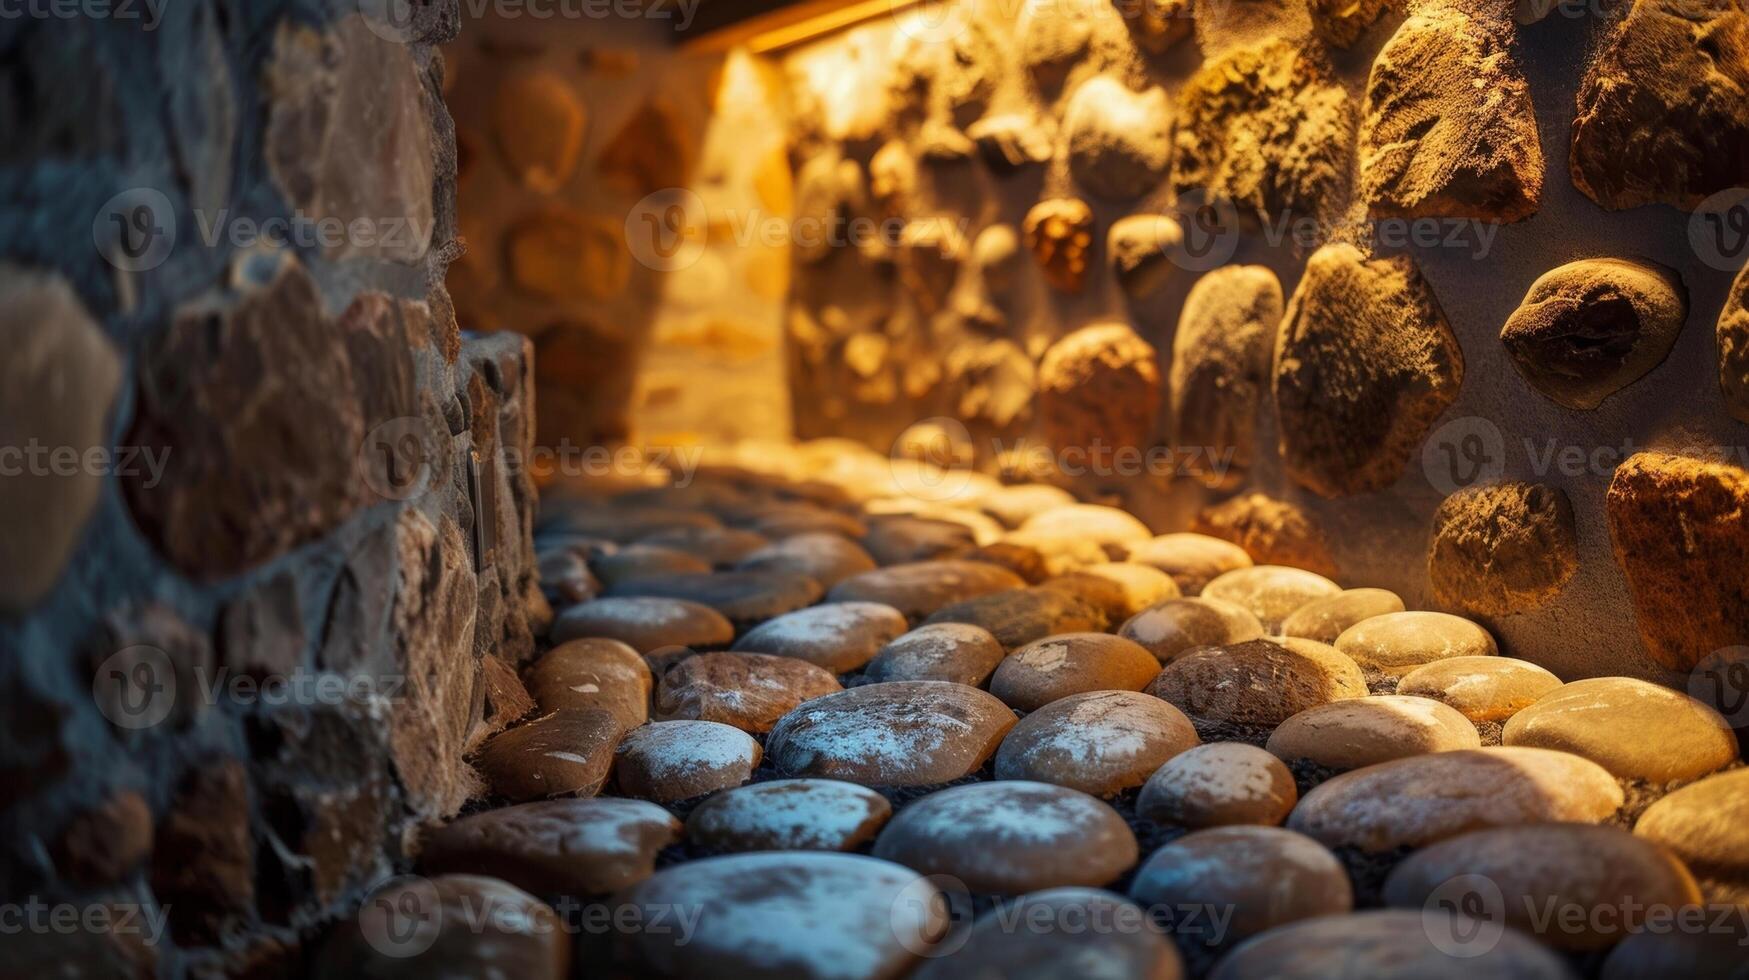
top-left (998, 530), bottom-right (1110, 577)
top-left (1147, 638), bottom-right (1367, 727)
top-left (1358, 0), bottom-right (1543, 222)
top-left (828, 560), bottom-right (1027, 622)
top-left (1109, 214), bottom-right (1183, 300)
top-left (990, 633), bottom-right (1161, 712)
top-left (1501, 258), bottom-right (1687, 410)
top-left (911, 888), bottom-right (1183, 980)
top-left (1274, 244), bottom-right (1465, 497)
top-left (477, 708), bottom-right (623, 802)
top-left (654, 652), bottom-right (841, 733)
top-left (1064, 76), bottom-right (1172, 202)
top-left (1210, 909), bottom-right (1578, 979)
top-left (1335, 611), bottom-right (1498, 676)
top-left (550, 596), bottom-right (734, 653)
top-left (1606, 452), bottom-right (1749, 671)
top-left (1570, 0), bottom-right (1749, 211)
top-left (1502, 677), bottom-right (1739, 782)
top-left (1022, 503), bottom-right (1151, 550)
top-left (736, 532), bottom-right (876, 589)
top-left (1049, 563), bottom-right (1179, 619)
top-left (1201, 565), bottom-right (1341, 633)
top-left (925, 587), bottom-right (1109, 651)
top-left (731, 601), bottom-right (907, 673)
top-left (1287, 747), bottom-right (1626, 852)
top-left (686, 779), bottom-right (893, 853)
top-left (946, 542), bottom-right (1052, 585)
top-left (873, 781), bottom-right (1138, 894)
top-left (1634, 768), bottom-right (1749, 883)
top-left (318, 876), bottom-right (568, 978)
top-left (615, 853), bottom-right (944, 979)
top-left (1138, 742), bottom-right (1298, 828)
top-left (765, 681), bottom-right (1017, 787)
top-left (526, 638), bottom-right (653, 731)
top-left (1131, 826), bottom-right (1353, 942)
top-left (1267, 695), bottom-right (1482, 770)
top-left (996, 690), bottom-right (1200, 797)
top-left (1193, 493), bottom-right (1337, 578)
top-left (494, 71), bottom-right (586, 193)
top-left (1119, 596), bottom-right (1267, 664)
top-left (1126, 533), bottom-right (1254, 595)
top-left (1384, 824), bottom-right (1702, 951)
top-left (1170, 269), bottom-right (1283, 489)
top-left (1397, 656), bottom-right (1562, 723)
top-left (1172, 38), bottom-right (1355, 225)
top-left (1023, 198), bottom-right (1095, 293)
top-left (420, 798), bottom-right (680, 897)
top-left (1310, 0), bottom-right (1391, 47)
top-left (1281, 589), bottom-right (1405, 644)
top-left (1125, 0), bottom-right (1192, 53)
top-left (614, 720), bottom-right (761, 803)
top-left (1038, 323), bottom-right (1161, 461)
top-left (1017, 0), bottom-right (1094, 92)
top-left (1721, 261), bottom-right (1749, 423)
top-left (1428, 481), bottom-right (1578, 615)
top-left (865, 623), bottom-right (1007, 686)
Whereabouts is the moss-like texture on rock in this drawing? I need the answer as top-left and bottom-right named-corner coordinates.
top-left (1427, 482), bottom-right (1578, 615)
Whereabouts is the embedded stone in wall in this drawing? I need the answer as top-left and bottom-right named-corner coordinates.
top-left (1023, 198), bottom-right (1095, 293)
top-left (1310, 0), bottom-right (1391, 48)
top-left (1358, 0), bottom-right (1543, 223)
top-left (948, 339), bottom-right (1035, 429)
top-left (1570, 0), bottom-right (1749, 210)
top-left (1064, 77), bottom-right (1172, 202)
top-left (493, 70), bottom-right (586, 193)
top-left (1125, 0), bottom-right (1192, 54)
top-left (968, 113), bottom-right (1055, 173)
top-left (1173, 38), bottom-right (1355, 225)
top-left (1499, 258), bottom-right (1687, 410)
top-left (898, 218), bottom-right (966, 315)
top-left (1018, 0), bottom-right (1094, 93)
top-left (153, 759), bottom-right (254, 945)
top-left (868, 139), bottom-right (916, 219)
top-left (597, 97), bottom-right (692, 197)
top-left (1274, 244), bottom-right (1464, 497)
top-left (264, 16), bottom-right (434, 263)
top-left (1428, 481), bottom-right (1577, 616)
top-left (1606, 452), bottom-right (1749, 672)
top-left (506, 207), bottom-right (628, 301)
top-left (1723, 262), bottom-right (1749, 423)
top-left (1169, 265), bottom-right (1282, 488)
top-left (1038, 322), bottom-right (1161, 462)
top-left (0, 264), bottom-right (120, 613)
top-left (55, 790), bottom-right (152, 888)
top-left (125, 253), bottom-right (419, 578)
top-left (1108, 214), bottom-right (1182, 300)
top-left (1193, 493), bottom-right (1339, 581)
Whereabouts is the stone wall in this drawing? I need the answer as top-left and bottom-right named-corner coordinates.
top-left (777, 0), bottom-right (1749, 682)
top-left (0, 2), bottom-right (541, 975)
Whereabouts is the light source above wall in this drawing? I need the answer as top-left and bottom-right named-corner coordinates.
top-left (679, 0), bottom-right (925, 53)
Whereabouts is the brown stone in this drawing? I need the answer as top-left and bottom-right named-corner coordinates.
top-left (736, 532), bottom-right (875, 589)
top-left (1173, 38), bottom-right (1355, 225)
top-left (389, 511), bottom-right (480, 818)
top-left (1384, 825), bottom-right (1702, 951)
top-left (605, 571), bottom-right (823, 629)
top-left (1064, 76), bottom-right (1172, 202)
top-left (731, 601), bottom-right (908, 673)
top-left (926, 587), bottom-right (1109, 651)
top-left (596, 97), bottom-right (691, 197)
top-left (911, 889), bottom-right (1183, 980)
top-left (1335, 611), bottom-right (1498, 676)
top-left (1119, 596), bottom-right (1265, 663)
top-left (1358, 0), bottom-right (1543, 222)
top-left (1267, 695), bottom-right (1482, 770)
top-left (421, 798), bottom-right (680, 897)
top-left (1147, 638), bottom-right (1368, 727)
top-left (1138, 742), bottom-right (1298, 828)
top-left (1047, 562), bottom-right (1178, 619)
top-left (1288, 747), bottom-right (1626, 852)
top-left (995, 690), bottom-right (1199, 797)
top-left (1212, 910), bottom-right (1578, 979)
top-left (1634, 768), bottom-right (1749, 884)
top-left (588, 545), bottom-right (710, 587)
top-left (864, 623), bottom-right (1007, 686)
top-left (1280, 589), bottom-right (1405, 644)
top-left (550, 596), bottom-right (734, 653)
top-left (1022, 198), bottom-right (1094, 293)
top-left (1606, 452), bottom-right (1749, 671)
top-left (873, 781), bottom-right (1138, 894)
top-left (1170, 269), bottom-right (1282, 489)
top-left (765, 681), bottom-right (1016, 787)
top-left (506, 207), bottom-right (628, 301)
top-left (1126, 533), bottom-right (1254, 595)
top-left (1131, 827), bottom-right (1352, 942)
top-left (90, 603), bottom-right (214, 732)
top-left (153, 760), bottom-right (253, 944)
top-left (1570, 0), bottom-right (1749, 211)
top-left (861, 515), bottom-right (977, 566)
top-left (643, 524), bottom-right (771, 565)
top-left (477, 708), bottom-right (622, 802)
top-left (494, 71), bottom-right (586, 192)
top-left (1501, 258), bottom-right (1687, 410)
top-left (1503, 677), bottom-right (1739, 782)
top-left (1193, 493), bottom-right (1336, 578)
top-left (219, 572), bottom-right (305, 681)
top-left (0, 265), bottom-right (120, 612)
top-left (1202, 565), bottom-right (1341, 633)
top-left (56, 790), bottom-right (152, 887)
top-left (990, 632), bottom-right (1162, 712)
top-left (1038, 323), bottom-right (1161, 461)
top-left (998, 531), bottom-right (1109, 577)
top-left (1722, 261), bottom-right (1749, 422)
top-left (947, 339), bottom-right (1036, 426)
top-left (1310, 0), bottom-right (1391, 47)
top-left (685, 779), bottom-right (893, 853)
top-left (1397, 656), bottom-right (1562, 723)
top-left (1109, 214), bottom-right (1183, 300)
top-left (533, 318), bottom-right (636, 447)
top-left (829, 560), bottom-right (1027, 622)
top-left (614, 720), bottom-right (761, 803)
top-left (1018, 0), bottom-right (1094, 92)
top-left (526, 639), bottom-right (652, 731)
top-left (475, 654), bottom-right (536, 750)
top-left (1274, 244), bottom-right (1465, 497)
top-left (318, 875), bottom-right (569, 977)
top-left (1428, 482), bottom-right (1578, 614)
top-left (655, 651), bottom-right (841, 733)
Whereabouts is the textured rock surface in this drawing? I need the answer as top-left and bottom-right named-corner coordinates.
top-left (911, 888), bottom-right (1183, 980)
top-left (990, 633), bottom-right (1162, 710)
top-left (1038, 323), bottom-right (1161, 460)
top-left (526, 639), bottom-right (652, 731)
top-left (1201, 565), bottom-right (1341, 633)
top-left (1397, 656), bottom-right (1562, 722)
top-left (1147, 638), bottom-right (1368, 727)
top-left (686, 779), bottom-right (893, 853)
top-left (1500, 259), bottom-right (1687, 410)
top-left (614, 720), bottom-right (762, 802)
top-left (1428, 482), bottom-right (1578, 615)
top-left (1569, 0), bottom-right (1749, 210)
top-left (873, 781), bottom-right (1138, 894)
top-left (421, 798), bottom-right (680, 897)
top-left (1288, 747), bottom-right (1625, 852)
top-left (1023, 198), bottom-right (1095, 293)
top-left (1335, 611), bottom-right (1498, 676)
top-left (1266, 695), bottom-right (1482, 769)
top-left (1120, 596), bottom-right (1266, 663)
top-left (654, 652), bottom-right (841, 733)
top-left (1633, 768), bottom-right (1749, 884)
top-left (765, 681), bottom-right (1017, 787)
top-left (1212, 910), bottom-right (1578, 979)
top-left (318, 876), bottom-right (568, 978)
top-left (864, 623), bottom-right (1008, 686)
top-left (1126, 534), bottom-right (1255, 595)
top-left (1358, 0), bottom-right (1543, 222)
top-left (1173, 38), bottom-right (1356, 225)
top-left (1138, 742), bottom-right (1298, 828)
top-left (477, 709), bottom-right (623, 802)
top-left (1502, 677), bottom-right (1739, 782)
top-left (732, 601), bottom-right (908, 673)
top-left (1310, 0), bottom-right (1391, 47)
top-left (1064, 76), bottom-right (1172, 201)
top-left (550, 597), bottom-right (735, 653)
top-left (1274, 244), bottom-right (1465, 497)
top-left (1171, 270), bottom-right (1282, 489)
top-left (1130, 826), bottom-right (1353, 942)
top-left (1605, 452), bottom-right (1749, 671)
top-left (1721, 262), bottom-right (1749, 422)
top-left (1281, 589), bottom-right (1405, 644)
top-left (926, 587), bottom-right (1109, 651)
top-left (969, 112), bottom-right (1055, 172)
top-left (828, 561), bottom-right (1027, 622)
top-left (995, 690), bottom-right (1200, 796)
top-left (1196, 494), bottom-right (1339, 581)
